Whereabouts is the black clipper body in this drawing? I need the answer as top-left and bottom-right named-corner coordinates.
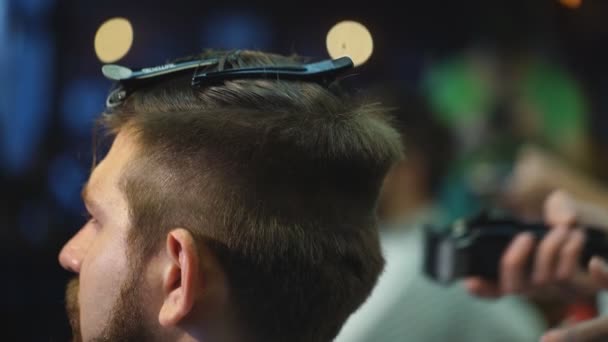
top-left (424, 212), bottom-right (608, 284)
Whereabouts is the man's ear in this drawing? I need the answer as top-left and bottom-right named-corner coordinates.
top-left (158, 228), bottom-right (200, 327)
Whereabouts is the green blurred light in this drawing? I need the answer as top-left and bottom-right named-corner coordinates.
top-left (424, 57), bottom-right (492, 126)
top-left (521, 61), bottom-right (587, 148)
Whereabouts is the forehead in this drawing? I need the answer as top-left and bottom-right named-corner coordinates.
top-left (86, 130), bottom-right (139, 203)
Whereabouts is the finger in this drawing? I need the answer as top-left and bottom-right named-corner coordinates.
top-left (556, 229), bottom-right (586, 281)
top-left (544, 190), bottom-right (577, 227)
top-left (541, 316), bottom-right (608, 342)
top-left (588, 256), bottom-right (608, 288)
top-left (575, 202), bottom-right (608, 234)
top-left (544, 190), bottom-right (608, 234)
top-left (500, 232), bottom-right (535, 294)
top-left (463, 278), bottom-right (501, 298)
top-left (533, 226), bottom-right (570, 286)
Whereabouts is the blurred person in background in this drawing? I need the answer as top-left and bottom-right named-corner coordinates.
top-left (423, 49), bottom-right (601, 221)
top-left (57, 49), bottom-right (404, 342)
top-left (462, 67), bottom-right (608, 334)
top-left (462, 50), bottom-right (608, 330)
top-left (335, 84), bottom-right (546, 342)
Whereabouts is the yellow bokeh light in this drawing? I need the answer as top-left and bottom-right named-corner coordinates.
top-left (559, 0), bottom-right (582, 9)
top-left (326, 20), bottom-right (373, 67)
top-left (94, 17), bottom-right (133, 63)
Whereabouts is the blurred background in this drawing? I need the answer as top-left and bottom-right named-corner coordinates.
top-left (2, 0), bottom-right (608, 339)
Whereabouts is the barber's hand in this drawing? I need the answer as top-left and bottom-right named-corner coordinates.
top-left (465, 190), bottom-right (605, 298)
top-left (503, 145), bottom-right (586, 219)
top-left (503, 145), bottom-right (563, 217)
top-left (540, 257), bottom-right (608, 342)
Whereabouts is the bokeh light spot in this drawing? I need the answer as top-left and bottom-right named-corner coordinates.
top-left (326, 21), bottom-right (373, 67)
top-left (94, 17), bottom-right (133, 63)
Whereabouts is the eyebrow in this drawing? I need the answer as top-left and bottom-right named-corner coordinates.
top-left (81, 182), bottom-right (103, 215)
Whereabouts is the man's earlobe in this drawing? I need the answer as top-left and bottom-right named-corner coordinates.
top-left (158, 228), bottom-right (199, 327)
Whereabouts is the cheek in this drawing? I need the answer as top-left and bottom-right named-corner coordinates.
top-left (78, 231), bottom-right (129, 338)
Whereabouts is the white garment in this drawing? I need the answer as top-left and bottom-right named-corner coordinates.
top-left (597, 292), bottom-right (608, 316)
top-left (335, 225), bottom-right (547, 342)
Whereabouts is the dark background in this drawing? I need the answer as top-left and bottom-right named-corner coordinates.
top-left (2, 0), bottom-right (608, 339)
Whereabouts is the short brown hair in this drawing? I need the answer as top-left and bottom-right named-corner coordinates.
top-left (101, 50), bottom-right (402, 342)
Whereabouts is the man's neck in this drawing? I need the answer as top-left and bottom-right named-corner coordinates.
top-left (177, 312), bottom-right (247, 342)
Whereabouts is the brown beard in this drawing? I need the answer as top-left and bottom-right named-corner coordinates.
top-left (65, 278), bottom-right (82, 342)
top-left (64, 270), bottom-right (157, 342)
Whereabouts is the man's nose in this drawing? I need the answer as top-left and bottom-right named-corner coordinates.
top-left (58, 226), bottom-right (96, 273)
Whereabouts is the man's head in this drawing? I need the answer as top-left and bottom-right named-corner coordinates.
top-left (59, 50), bottom-right (403, 342)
